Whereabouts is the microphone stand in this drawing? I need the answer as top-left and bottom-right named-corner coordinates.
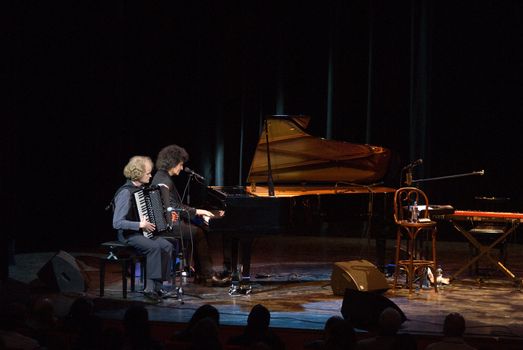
top-left (184, 174), bottom-right (193, 205)
top-left (177, 176), bottom-right (198, 302)
top-left (407, 169), bottom-right (484, 286)
top-left (173, 214), bottom-right (185, 304)
top-left (401, 160), bottom-right (422, 186)
top-left (412, 170), bottom-right (484, 184)
top-left (166, 208), bottom-right (187, 304)
top-left (405, 168), bottom-right (413, 186)
top-left (264, 118), bottom-right (275, 197)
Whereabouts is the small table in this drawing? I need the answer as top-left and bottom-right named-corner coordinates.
top-left (446, 210), bottom-right (523, 284)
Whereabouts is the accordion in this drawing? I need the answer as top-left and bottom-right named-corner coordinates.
top-left (133, 186), bottom-right (169, 238)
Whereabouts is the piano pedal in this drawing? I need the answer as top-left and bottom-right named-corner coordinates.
top-left (228, 277), bottom-right (252, 295)
top-left (228, 285), bottom-right (252, 295)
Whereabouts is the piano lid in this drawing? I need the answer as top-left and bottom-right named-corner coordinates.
top-left (247, 115), bottom-right (392, 185)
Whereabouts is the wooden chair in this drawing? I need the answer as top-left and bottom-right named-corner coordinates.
top-left (392, 187), bottom-right (438, 293)
top-left (99, 241), bottom-right (146, 298)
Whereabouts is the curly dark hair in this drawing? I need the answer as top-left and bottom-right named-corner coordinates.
top-left (155, 144), bottom-right (189, 170)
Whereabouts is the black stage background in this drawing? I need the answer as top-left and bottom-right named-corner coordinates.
top-left (5, 1), bottom-right (523, 252)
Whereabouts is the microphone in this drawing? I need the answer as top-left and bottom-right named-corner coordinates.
top-left (166, 207), bottom-right (184, 213)
top-left (184, 167), bottom-right (205, 180)
top-left (403, 158), bottom-right (423, 170)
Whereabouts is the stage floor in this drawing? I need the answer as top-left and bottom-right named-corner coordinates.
top-left (5, 235), bottom-right (523, 348)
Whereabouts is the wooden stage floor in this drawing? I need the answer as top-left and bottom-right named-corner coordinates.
top-left (5, 235), bottom-right (523, 349)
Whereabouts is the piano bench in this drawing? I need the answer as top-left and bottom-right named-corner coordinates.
top-left (99, 241), bottom-right (146, 299)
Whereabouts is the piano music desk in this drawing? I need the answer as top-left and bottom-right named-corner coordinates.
top-left (446, 210), bottom-right (523, 286)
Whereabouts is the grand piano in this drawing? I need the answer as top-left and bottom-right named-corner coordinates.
top-left (205, 115), bottom-right (396, 290)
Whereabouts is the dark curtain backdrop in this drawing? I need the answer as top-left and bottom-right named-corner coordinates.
top-left (6, 1), bottom-right (523, 252)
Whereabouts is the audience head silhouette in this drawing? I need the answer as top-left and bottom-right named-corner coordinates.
top-left (247, 304), bottom-right (271, 331)
top-left (100, 327), bottom-right (124, 350)
top-left (191, 304), bottom-right (220, 326)
top-left (174, 304), bottom-right (220, 341)
top-left (425, 312), bottom-right (475, 350)
top-left (31, 297), bottom-right (55, 321)
top-left (227, 304), bottom-right (285, 350)
top-left (65, 297), bottom-right (103, 349)
top-left (68, 297), bottom-right (94, 322)
top-left (190, 316), bottom-right (222, 350)
top-left (443, 312), bottom-right (466, 337)
top-left (123, 303), bottom-right (163, 350)
top-left (124, 304), bottom-right (149, 333)
top-left (324, 315), bottom-right (355, 349)
top-left (0, 302), bottom-right (29, 331)
top-left (378, 307), bottom-right (402, 336)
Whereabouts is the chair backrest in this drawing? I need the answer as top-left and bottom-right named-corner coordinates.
top-left (393, 187), bottom-right (431, 224)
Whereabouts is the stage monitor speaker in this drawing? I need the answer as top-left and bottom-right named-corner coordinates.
top-left (37, 250), bottom-right (87, 293)
top-left (341, 288), bottom-right (407, 331)
top-left (331, 259), bottom-right (389, 295)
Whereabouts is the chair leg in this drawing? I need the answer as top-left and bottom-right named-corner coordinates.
top-left (432, 230), bottom-right (438, 293)
top-left (130, 258), bottom-right (136, 292)
top-left (99, 259), bottom-right (106, 297)
top-left (122, 260), bottom-right (128, 299)
top-left (393, 230), bottom-right (402, 291)
top-left (142, 257), bottom-right (147, 290)
top-left (408, 258), bottom-right (414, 294)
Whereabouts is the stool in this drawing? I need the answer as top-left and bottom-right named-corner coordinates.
top-left (392, 187), bottom-right (438, 294)
top-left (99, 241), bottom-right (146, 298)
top-left (468, 224), bottom-right (508, 276)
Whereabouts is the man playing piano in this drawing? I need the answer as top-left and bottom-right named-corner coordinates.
top-left (112, 155), bottom-right (174, 302)
top-left (152, 144), bottom-right (230, 286)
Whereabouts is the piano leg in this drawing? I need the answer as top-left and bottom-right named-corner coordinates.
top-left (376, 238), bottom-right (386, 272)
top-left (229, 236), bottom-right (239, 277)
top-left (226, 235), bottom-right (253, 295)
top-left (374, 219), bottom-right (395, 273)
top-left (239, 237), bottom-right (253, 280)
top-left (221, 233), bottom-right (232, 276)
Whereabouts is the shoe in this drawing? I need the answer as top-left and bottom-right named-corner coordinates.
top-left (210, 274), bottom-right (232, 287)
top-left (157, 288), bottom-right (176, 299)
top-left (218, 269), bottom-right (232, 279)
top-left (143, 290), bottom-right (162, 303)
top-left (193, 273), bottom-right (230, 287)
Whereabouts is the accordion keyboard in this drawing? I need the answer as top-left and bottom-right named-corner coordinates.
top-left (134, 187), bottom-right (169, 237)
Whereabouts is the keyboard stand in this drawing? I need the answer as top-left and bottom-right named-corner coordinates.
top-left (447, 213), bottom-right (521, 285)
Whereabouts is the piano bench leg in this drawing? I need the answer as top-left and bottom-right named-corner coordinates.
top-left (98, 257), bottom-right (136, 299)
